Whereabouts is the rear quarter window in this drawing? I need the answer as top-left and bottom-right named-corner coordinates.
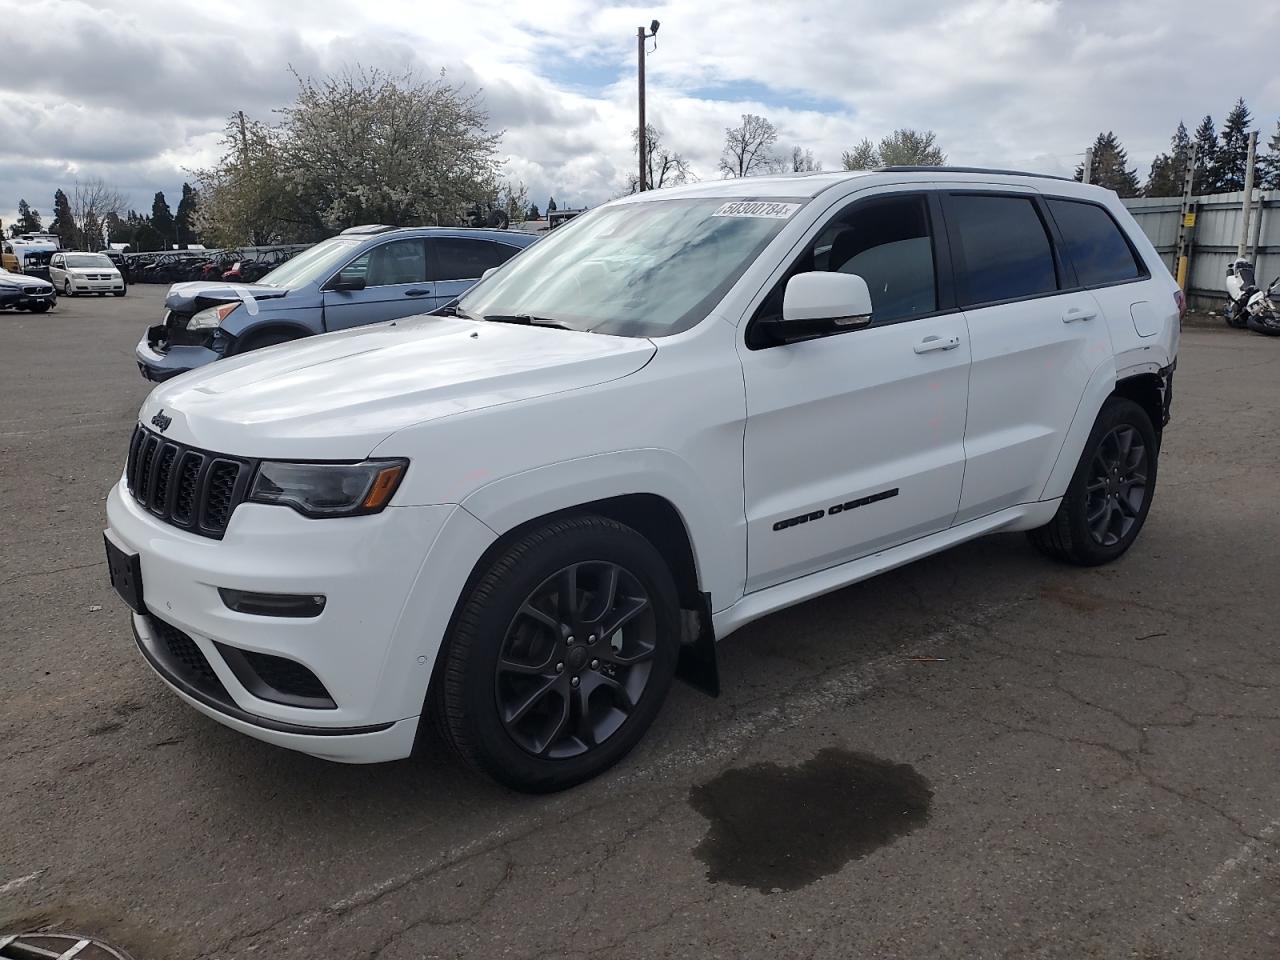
top-left (1046, 198), bottom-right (1145, 287)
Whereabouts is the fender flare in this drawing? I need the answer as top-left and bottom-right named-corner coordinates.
top-left (459, 448), bottom-right (743, 613)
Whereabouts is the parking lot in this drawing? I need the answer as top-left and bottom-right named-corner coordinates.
top-left (2, 285), bottom-right (1278, 959)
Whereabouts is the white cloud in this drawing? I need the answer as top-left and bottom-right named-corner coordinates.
top-left (2, 0), bottom-right (1278, 229)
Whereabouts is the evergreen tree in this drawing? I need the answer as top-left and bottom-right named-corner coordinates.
top-left (50, 189), bottom-right (76, 248)
top-left (1074, 132), bottom-right (1140, 197)
top-left (547, 197), bottom-right (557, 213)
top-left (1259, 120), bottom-right (1280, 190)
top-left (527, 203), bottom-right (541, 220)
top-left (150, 191), bottom-right (175, 248)
top-left (1212, 98), bottom-right (1253, 192)
top-left (1192, 115), bottom-right (1219, 194)
top-left (8, 199), bottom-right (43, 236)
top-left (175, 182), bottom-right (200, 245)
top-left (1144, 121), bottom-right (1191, 197)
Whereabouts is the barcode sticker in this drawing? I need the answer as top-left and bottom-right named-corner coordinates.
top-left (712, 201), bottom-right (802, 219)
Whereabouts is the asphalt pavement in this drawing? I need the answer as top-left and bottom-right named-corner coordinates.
top-left (1, 286), bottom-right (1277, 959)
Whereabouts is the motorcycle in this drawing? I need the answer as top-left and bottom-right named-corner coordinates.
top-left (1224, 258), bottom-right (1280, 335)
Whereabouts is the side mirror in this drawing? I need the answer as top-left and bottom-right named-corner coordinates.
top-left (781, 272), bottom-right (873, 337)
top-left (481, 267), bottom-right (499, 281)
top-left (329, 274), bottom-right (366, 292)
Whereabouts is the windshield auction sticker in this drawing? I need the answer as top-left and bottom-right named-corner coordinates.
top-left (712, 201), bottom-right (802, 219)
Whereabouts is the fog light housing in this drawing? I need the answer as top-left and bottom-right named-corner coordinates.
top-left (219, 588), bottom-right (326, 618)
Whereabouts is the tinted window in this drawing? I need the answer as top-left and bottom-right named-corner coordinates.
top-left (1047, 199), bottom-right (1143, 286)
top-left (432, 238), bottom-right (517, 281)
top-left (756, 194), bottom-right (936, 327)
top-left (948, 194), bottom-right (1057, 306)
top-left (343, 239), bottom-right (427, 287)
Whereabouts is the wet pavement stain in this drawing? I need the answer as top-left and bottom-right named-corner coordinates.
top-left (689, 748), bottom-right (932, 894)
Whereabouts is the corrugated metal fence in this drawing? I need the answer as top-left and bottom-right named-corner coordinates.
top-left (1122, 191), bottom-right (1280, 308)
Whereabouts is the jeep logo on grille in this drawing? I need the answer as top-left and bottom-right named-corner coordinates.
top-left (151, 409), bottom-right (173, 432)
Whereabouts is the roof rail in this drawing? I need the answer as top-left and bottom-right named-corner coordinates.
top-left (339, 224), bottom-right (399, 235)
top-left (876, 165), bottom-right (1074, 182)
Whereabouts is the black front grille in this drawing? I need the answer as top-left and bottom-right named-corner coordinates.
top-left (148, 617), bottom-right (229, 701)
top-left (125, 425), bottom-right (253, 539)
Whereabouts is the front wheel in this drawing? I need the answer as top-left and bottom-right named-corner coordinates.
top-left (1028, 397), bottom-right (1158, 566)
top-left (63, 280), bottom-right (75, 297)
top-left (433, 515), bottom-right (681, 792)
top-left (113, 287), bottom-right (127, 297)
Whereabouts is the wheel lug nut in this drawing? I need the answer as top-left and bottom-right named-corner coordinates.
top-left (555, 662), bottom-right (564, 673)
top-left (588, 635), bottom-right (596, 644)
top-left (590, 659), bottom-right (599, 670)
top-left (571, 676), bottom-right (580, 687)
top-left (567, 635), bottom-right (575, 645)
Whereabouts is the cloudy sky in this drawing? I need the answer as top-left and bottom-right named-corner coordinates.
top-left (2, 0), bottom-right (1279, 230)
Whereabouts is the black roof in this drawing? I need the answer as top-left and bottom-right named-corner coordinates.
top-left (876, 165), bottom-right (1073, 182)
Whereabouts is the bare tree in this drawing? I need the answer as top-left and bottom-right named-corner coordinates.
top-left (789, 146), bottom-right (822, 172)
top-left (70, 178), bottom-right (127, 250)
top-left (841, 138), bottom-right (879, 170)
top-left (629, 124), bottom-right (692, 193)
top-left (719, 113), bottom-right (779, 178)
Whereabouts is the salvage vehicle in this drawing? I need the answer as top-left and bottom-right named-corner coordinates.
top-left (1, 235), bottom-right (60, 281)
top-left (105, 168), bottom-right (1180, 791)
top-left (134, 226), bottom-right (536, 381)
top-left (0, 268), bottom-right (56, 312)
top-left (49, 251), bottom-right (127, 297)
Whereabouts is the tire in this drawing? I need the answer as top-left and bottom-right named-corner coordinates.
top-left (113, 287), bottom-right (127, 297)
top-left (63, 280), bottom-right (75, 297)
top-left (1028, 397), bottom-right (1158, 566)
top-left (237, 330), bottom-right (301, 353)
top-left (433, 514), bottom-right (681, 792)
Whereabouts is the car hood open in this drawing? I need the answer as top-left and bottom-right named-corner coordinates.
top-left (165, 281), bottom-right (289, 313)
top-left (139, 315), bottom-right (656, 459)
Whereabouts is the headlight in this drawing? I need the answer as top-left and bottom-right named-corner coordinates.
top-left (248, 459), bottom-right (408, 517)
top-left (188, 303), bottom-right (240, 330)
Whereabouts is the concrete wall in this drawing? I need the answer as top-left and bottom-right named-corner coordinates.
top-left (1123, 191), bottom-right (1280, 309)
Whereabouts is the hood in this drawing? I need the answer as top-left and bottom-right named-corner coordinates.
top-left (140, 315), bottom-right (656, 459)
top-left (165, 281), bottom-right (289, 312)
top-left (0, 270), bottom-right (52, 289)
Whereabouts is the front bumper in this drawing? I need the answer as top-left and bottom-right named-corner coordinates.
top-left (67, 278), bottom-right (125, 293)
top-left (106, 480), bottom-right (494, 762)
top-left (135, 335), bottom-right (221, 382)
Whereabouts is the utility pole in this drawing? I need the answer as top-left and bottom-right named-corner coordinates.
top-left (1238, 130), bottom-right (1258, 259)
top-left (1082, 147), bottom-right (1094, 185)
top-left (1174, 142), bottom-right (1198, 292)
top-left (635, 20), bottom-right (660, 192)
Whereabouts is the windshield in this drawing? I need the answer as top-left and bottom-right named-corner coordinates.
top-left (259, 237), bottom-right (360, 290)
top-left (457, 197), bottom-right (803, 337)
top-left (66, 254), bottom-right (113, 268)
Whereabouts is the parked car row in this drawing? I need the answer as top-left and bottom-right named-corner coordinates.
top-left (106, 171), bottom-right (1181, 792)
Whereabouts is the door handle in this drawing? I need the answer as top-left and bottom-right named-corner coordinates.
top-left (1062, 306), bottom-right (1098, 323)
top-left (404, 288), bottom-right (431, 297)
top-left (914, 335), bottom-right (961, 354)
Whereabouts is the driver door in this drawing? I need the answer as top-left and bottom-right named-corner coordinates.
top-left (737, 190), bottom-right (971, 592)
top-left (322, 238), bottom-right (435, 331)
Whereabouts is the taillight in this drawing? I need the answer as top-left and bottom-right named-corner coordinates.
top-left (1174, 289), bottom-right (1186, 318)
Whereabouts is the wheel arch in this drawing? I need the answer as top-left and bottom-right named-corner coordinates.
top-left (230, 320), bottom-right (312, 353)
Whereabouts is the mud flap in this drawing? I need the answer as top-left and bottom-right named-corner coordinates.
top-left (677, 592), bottom-right (720, 697)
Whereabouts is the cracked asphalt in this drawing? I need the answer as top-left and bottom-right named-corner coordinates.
top-left (2, 286), bottom-right (1278, 959)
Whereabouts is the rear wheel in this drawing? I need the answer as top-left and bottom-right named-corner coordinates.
top-left (1029, 397), bottom-right (1158, 566)
top-left (433, 515), bottom-right (681, 792)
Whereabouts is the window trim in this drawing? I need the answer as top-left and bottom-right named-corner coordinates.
top-left (1040, 195), bottom-right (1151, 291)
top-left (744, 190), bottom-right (956, 350)
top-left (937, 190), bottom-right (1071, 312)
top-left (427, 237), bottom-right (524, 284)
top-left (324, 236), bottom-right (430, 291)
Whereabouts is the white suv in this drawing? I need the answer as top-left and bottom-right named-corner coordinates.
top-left (104, 168), bottom-right (1179, 791)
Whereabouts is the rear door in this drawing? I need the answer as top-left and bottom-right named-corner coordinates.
top-left (941, 189), bottom-right (1112, 523)
top-left (428, 237), bottom-right (526, 309)
top-left (322, 237), bottom-right (434, 331)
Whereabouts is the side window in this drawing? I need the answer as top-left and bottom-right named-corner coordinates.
top-left (947, 194), bottom-right (1058, 306)
top-left (431, 238), bottom-right (519, 281)
top-left (1046, 198), bottom-right (1144, 286)
top-left (755, 194), bottom-right (937, 328)
top-left (341, 239), bottom-right (427, 287)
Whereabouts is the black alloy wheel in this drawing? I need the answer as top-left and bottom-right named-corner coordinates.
top-left (1083, 425), bottom-right (1149, 546)
top-left (495, 560), bottom-right (657, 758)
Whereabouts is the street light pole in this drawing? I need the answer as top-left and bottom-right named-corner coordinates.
top-left (636, 20), bottom-right (660, 192)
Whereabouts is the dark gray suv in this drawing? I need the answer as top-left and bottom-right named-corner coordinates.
top-left (135, 225), bottom-right (538, 381)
